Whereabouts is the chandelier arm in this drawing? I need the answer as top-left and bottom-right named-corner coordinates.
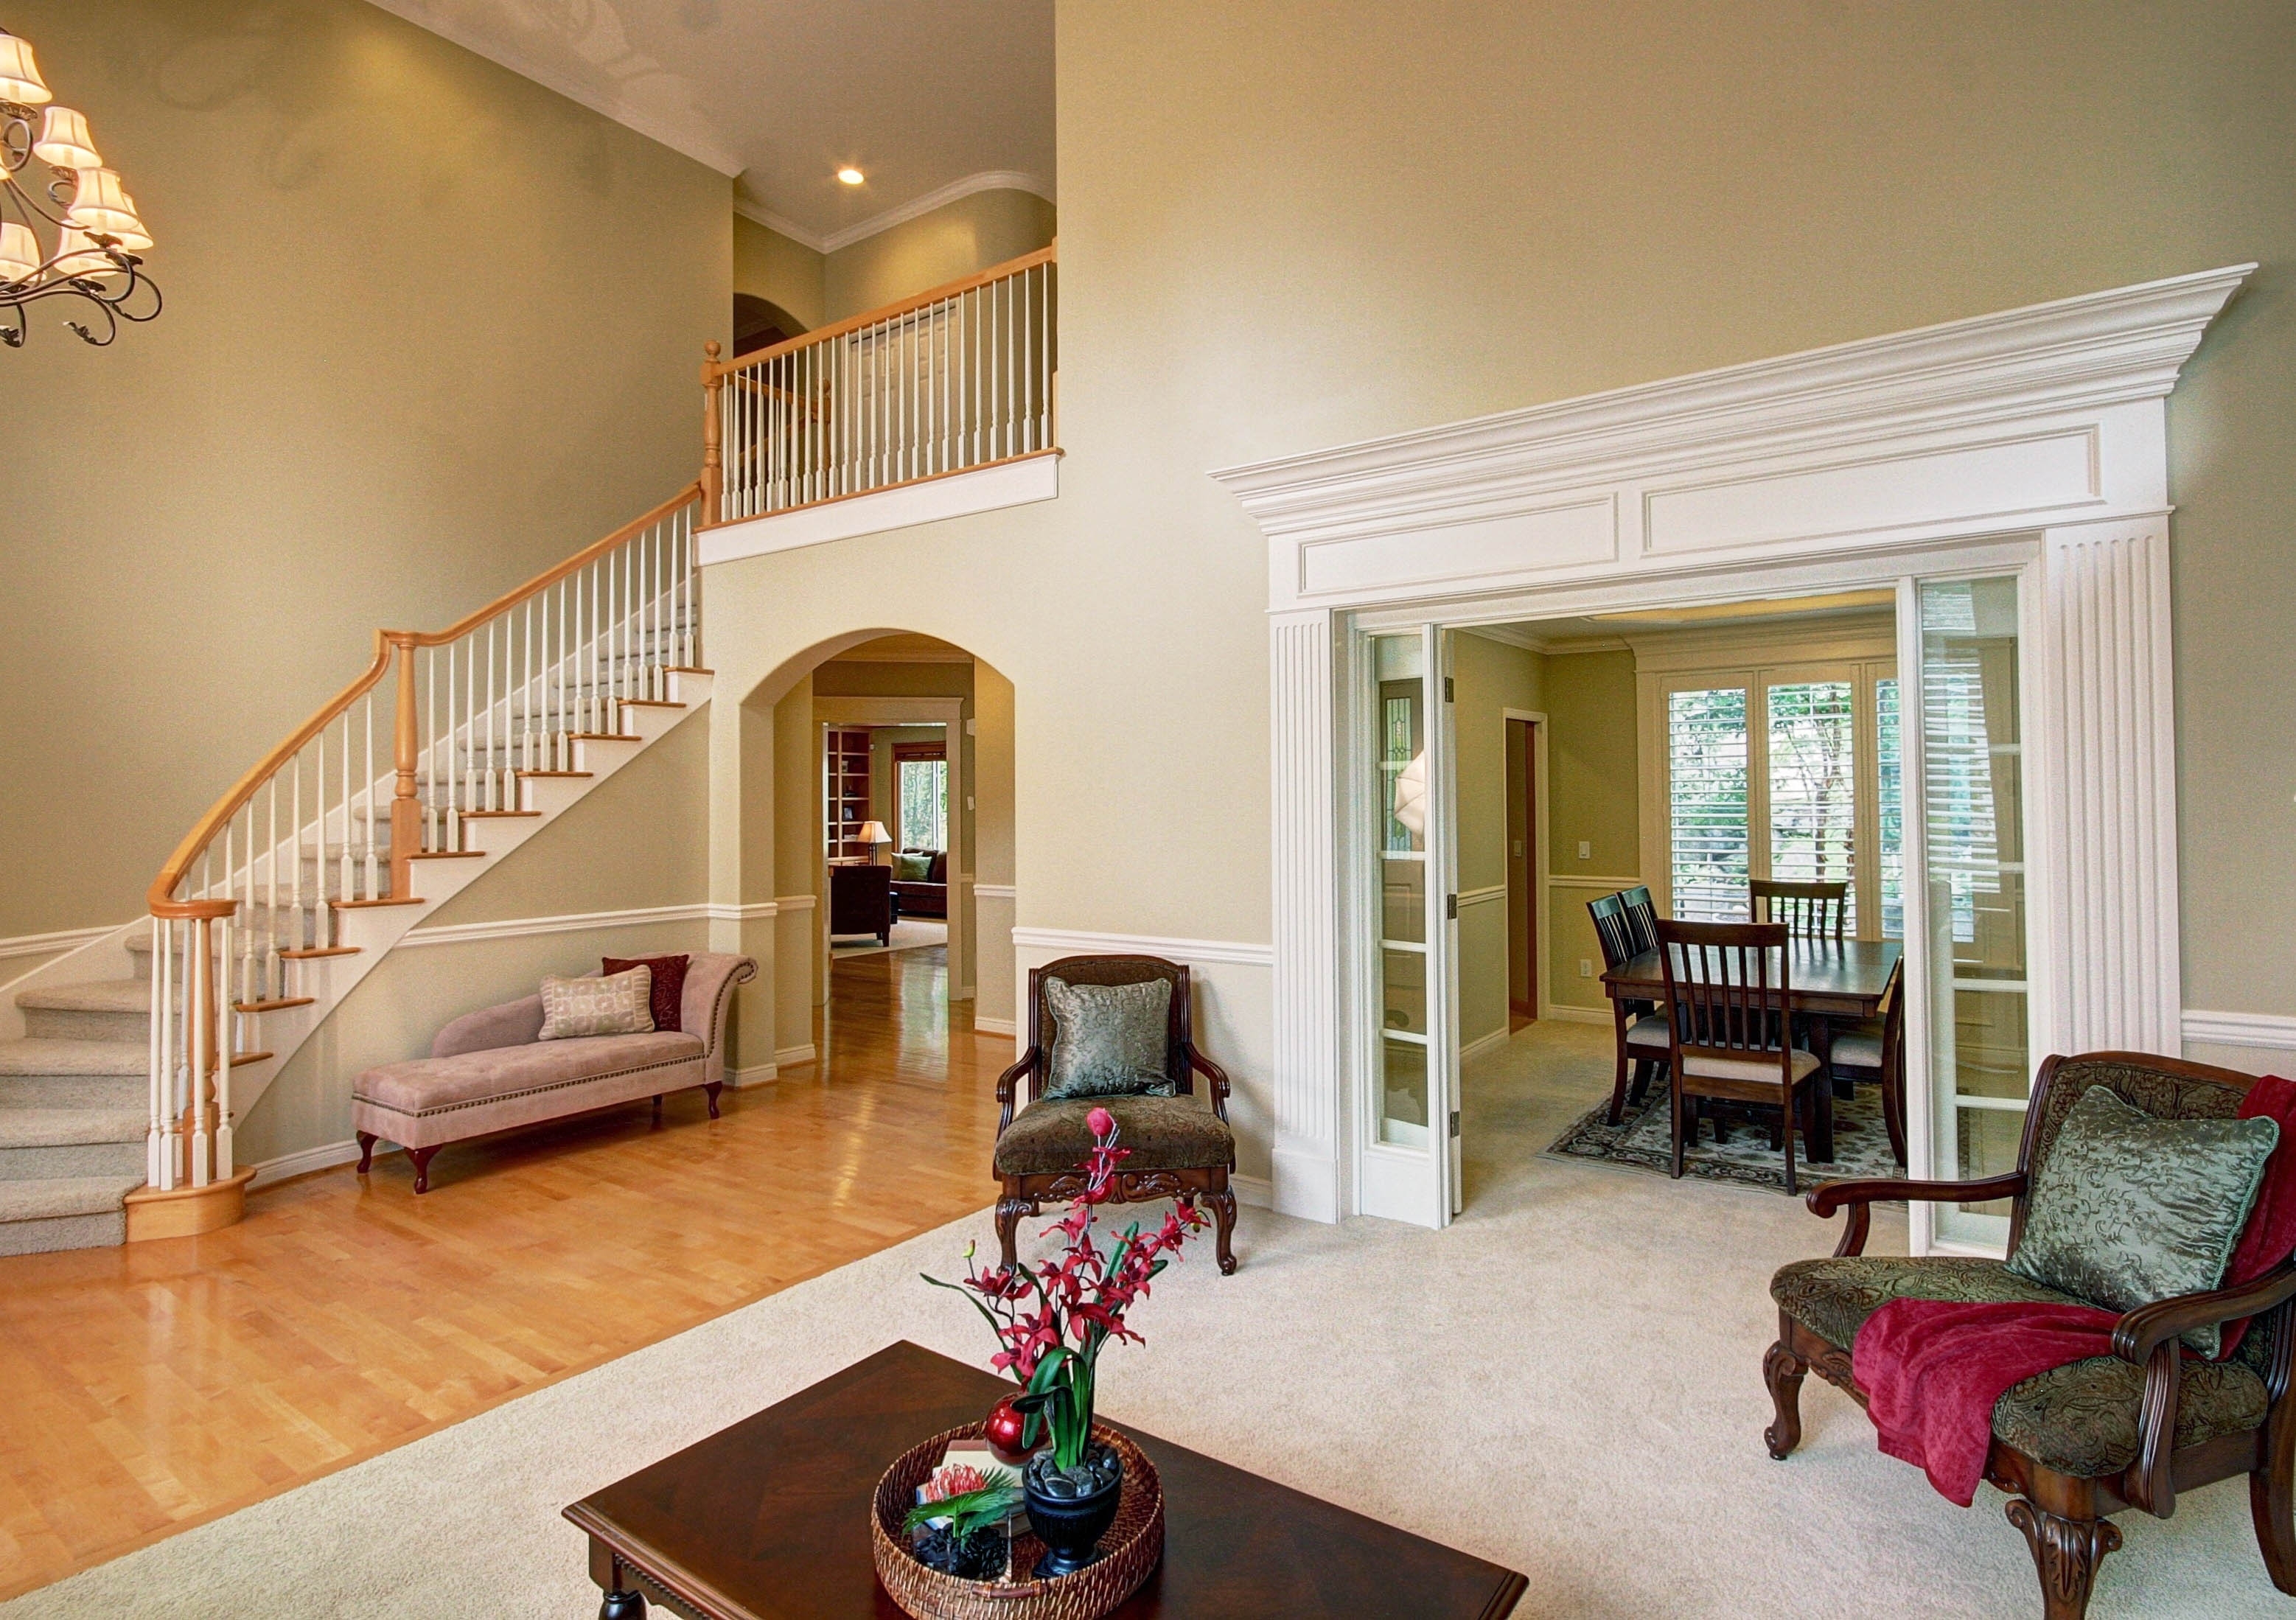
top-left (64, 290), bottom-right (120, 346)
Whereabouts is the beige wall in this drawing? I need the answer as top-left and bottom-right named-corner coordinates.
top-left (0, 0), bottom-right (729, 943)
top-left (1450, 633), bottom-right (1546, 1050)
top-left (237, 710), bottom-right (712, 1165)
top-left (1543, 652), bottom-right (1642, 1014)
top-left (732, 189), bottom-right (1055, 337)
top-left (973, 660), bottom-right (1018, 1031)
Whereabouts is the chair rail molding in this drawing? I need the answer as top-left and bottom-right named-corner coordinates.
top-left (1214, 265), bottom-right (2254, 1235)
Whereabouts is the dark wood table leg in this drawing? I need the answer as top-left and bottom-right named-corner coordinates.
top-left (1809, 1016), bottom-right (1837, 1162)
top-left (590, 1538), bottom-right (647, 1619)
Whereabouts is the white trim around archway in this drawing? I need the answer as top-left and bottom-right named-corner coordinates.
top-left (1212, 264), bottom-right (2253, 1240)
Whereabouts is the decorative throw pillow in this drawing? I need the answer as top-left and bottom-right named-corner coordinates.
top-left (1041, 977), bottom-right (1176, 1100)
top-left (893, 852), bottom-right (933, 881)
top-left (538, 966), bottom-right (654, 1041)
top-left (2008, 1086), bottom-right (2279, 1355)
top-left (603, 954), bottom-right (689, 1033)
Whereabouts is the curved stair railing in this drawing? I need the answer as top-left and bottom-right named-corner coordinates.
top-left (143, 483), bottom-right (704, 1195)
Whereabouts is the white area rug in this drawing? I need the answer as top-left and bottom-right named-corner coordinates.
top-left (830, 918), bottom-right (947, 957)
top-left (7, 1162), bottom-right (2280, 1617)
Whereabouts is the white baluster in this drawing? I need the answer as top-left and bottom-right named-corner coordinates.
top-left (146, 916), bottom-right (165, 1187)
top-left (364, 694), bottom-right (378, 900)
top-left (214, 915), bottom-right (234, 1181)
top-left (188, 918), bottom-right (209, 1188)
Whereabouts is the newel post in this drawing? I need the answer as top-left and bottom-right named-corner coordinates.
top-left (701, 340), bottom-right (724, 528)
top-left (388, 632), bottom-right (420, 897)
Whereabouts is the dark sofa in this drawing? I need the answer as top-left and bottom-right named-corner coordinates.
top-left (889, 848), bottom-right (948, 918)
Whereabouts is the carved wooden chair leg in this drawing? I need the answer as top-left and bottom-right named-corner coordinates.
top-left (2006, 1498), bottom-right (2120, 1620)
top-left (408, 1145), bottom-right (439, 1194)
top-left (1207, 1187), bottom-right (1238, 1275)
top-left (995, 1191), bottom-right (1032, 1271)
top-left (355, 1131), bottom-right (376, 1174)
top-left (1762, 1333), bottom-right (1808, 1460)
top-left (704, 1080), bottom-right (722, 1119)
top-left (2253, 1403), bottom-right (2296, 1594)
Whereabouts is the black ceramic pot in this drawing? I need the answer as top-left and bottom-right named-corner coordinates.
top-left (1022, 1444), bottom-right (1123, 1578)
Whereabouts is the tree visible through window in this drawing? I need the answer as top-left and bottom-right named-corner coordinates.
top-left (898, 757), bottom-right (946, 851)
top-left (1668, 687), bottom-right (1750, 921)
top-left (1767, 680), bottom-right (1856, 929)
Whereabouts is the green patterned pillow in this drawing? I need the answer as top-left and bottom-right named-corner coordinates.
top-left (1041, 977), bottom-right (1176, 1100)
top-left (2008, 1086), bottom-right (2278, 1355)
top-left (893, 852), bottom-right (932, 881)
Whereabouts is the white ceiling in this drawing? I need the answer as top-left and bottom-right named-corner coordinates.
top-left (366, 0), bottom-right (1054, 251)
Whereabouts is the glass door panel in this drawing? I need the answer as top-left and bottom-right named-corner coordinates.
top-left (1917, 577), bottom-right (2031, 1240)
top-left (1360, 629), bottom-right (1454, 1226)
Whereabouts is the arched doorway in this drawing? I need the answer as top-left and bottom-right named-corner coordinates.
top-left (733, 293), bottom-right (804, 358)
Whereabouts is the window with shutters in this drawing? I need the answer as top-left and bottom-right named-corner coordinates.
top-left (1653, 656), bottom-right (1900, 938)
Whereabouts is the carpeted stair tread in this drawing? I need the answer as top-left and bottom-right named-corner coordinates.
top-left (15, 979), bottom-right (153, 1015)
top-left (0, 1038), bottom-right (147, 1076)
top-left (0, 1173), bottom-right (142, 1222)
top-left (0, 1108), bottom-right (147, 1148)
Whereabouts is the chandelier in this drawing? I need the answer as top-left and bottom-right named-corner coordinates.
top-left (0, 27), bottom-right (159, 347)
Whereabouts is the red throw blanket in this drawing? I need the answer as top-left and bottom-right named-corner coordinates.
top-left (1852, 1073), bottom-right (2296, 1506)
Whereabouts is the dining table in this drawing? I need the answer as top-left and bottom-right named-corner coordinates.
top-left (1599, 936), bottom-right (1902, 1165)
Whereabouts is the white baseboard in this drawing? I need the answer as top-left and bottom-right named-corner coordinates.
top-left (726, 1064), bottom-right (778, 1088)
top-left (250, 1138), bottom-right (371, 1189)
top-left (973, 1016), bottom-right (1017, 1038)
top-left (1232, 1172), bottom-right (1273, 1209)
top-left (1542, 1004), bottom-right (1614, 1025)
top-left (1269, 1144), bottom-right (1339, 1223)
top-left (775, 1043), bottom-right (817, 1067)
top-left (1459, 1025), bottom-right (1512, 1063)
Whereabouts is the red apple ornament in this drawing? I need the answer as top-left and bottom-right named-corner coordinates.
top-left (985, 1394), bottom-right (1037, 1463)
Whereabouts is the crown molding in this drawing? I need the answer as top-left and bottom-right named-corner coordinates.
top-left (1210, 264), bottom-right (2254, 549)
top-left (736, 170), bottom-right (1055, 256)
top-left (363, 1), bottom-right (743, 176)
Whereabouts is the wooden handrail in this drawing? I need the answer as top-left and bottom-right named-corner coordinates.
top-left (148, 632), bottom-right (397, 915)
top-left (149, 481), bottom-right (705, 914)
top-left (411, 482), bottom-right (703, 648)
top-left (709, 244), bottom-right (1056, 376)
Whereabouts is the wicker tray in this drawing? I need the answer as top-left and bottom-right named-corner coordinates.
top-left (871, 1422), bottom-right (1165, 1620)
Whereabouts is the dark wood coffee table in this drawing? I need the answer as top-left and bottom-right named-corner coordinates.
top-left (565, 1341), bottom-right (1527, 1619)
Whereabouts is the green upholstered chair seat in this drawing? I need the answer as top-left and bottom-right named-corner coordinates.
top-left (1994, 1354), bottom-right (2267, 1478)
top-left (995, 1094), bottom-right (1234, 1177)
top-left (1770, 1254), bottom-right (2272, 1478)
top-left (1771, 1255), bottom-right (2091, 1350)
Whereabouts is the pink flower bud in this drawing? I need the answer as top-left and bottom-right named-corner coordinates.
top-left (1087, 1106), bottom-right (1116, 1139)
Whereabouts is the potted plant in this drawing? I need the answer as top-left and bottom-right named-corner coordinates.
top-left (927, 1106), bottom-right (1202, 1577)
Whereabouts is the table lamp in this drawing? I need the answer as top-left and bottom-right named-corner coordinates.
top-left (858, 820), bottom-right (893, 863)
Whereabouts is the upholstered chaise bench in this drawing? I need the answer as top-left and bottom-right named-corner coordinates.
top-left (352, 952), bottom-right (755, 1192)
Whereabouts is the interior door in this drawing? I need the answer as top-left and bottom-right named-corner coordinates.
top-left (1359, 626), bottom-right (1458, 1229)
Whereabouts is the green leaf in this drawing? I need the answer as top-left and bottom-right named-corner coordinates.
top-left (902, 1481), bottom-right (1022, 1538)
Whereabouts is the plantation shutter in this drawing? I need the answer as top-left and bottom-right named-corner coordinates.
top-left (1667, 686), bottom-right (1750, 921)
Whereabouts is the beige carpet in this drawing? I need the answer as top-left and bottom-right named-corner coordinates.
top-left (7, 1025), bottom-right (2283, 1618)
top-left (830, 918), bottom-right (948, 957)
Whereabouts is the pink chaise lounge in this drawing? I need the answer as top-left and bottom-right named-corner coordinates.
top-left (351, 952), bottom-right (756, 1192)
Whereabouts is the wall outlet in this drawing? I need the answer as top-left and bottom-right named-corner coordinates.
top-left (1579, 958), bottom-right (1592, 977)
top-left (1577, 840), bottom-right (1591, 860)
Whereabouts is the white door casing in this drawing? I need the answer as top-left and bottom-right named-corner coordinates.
top-left (1214, 265), bottom-right (2252, 1235)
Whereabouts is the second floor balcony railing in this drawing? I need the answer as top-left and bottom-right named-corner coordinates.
top-left (704, 245), bottom-right (1056, 526)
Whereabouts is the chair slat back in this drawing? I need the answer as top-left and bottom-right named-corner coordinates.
top-left (1750, 878), bottom-right (1847, 940)
top-left (1654, 918), bottom-right (1793, 1062)
top-left (1620, 884), bottom-right (1659, 956)
top-left (1586, 892), bottom-right (1636, 972)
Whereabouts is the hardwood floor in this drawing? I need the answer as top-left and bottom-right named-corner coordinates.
top-left (0, 944), bottom-right (1007, 1600)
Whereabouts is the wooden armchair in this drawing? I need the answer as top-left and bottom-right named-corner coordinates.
top-left (994, 954), bottom-right (1238, 1276)
top-left (1765, 1051), bottom-right (2296, 1620)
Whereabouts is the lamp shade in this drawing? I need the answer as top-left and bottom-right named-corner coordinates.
top-left (857, 820), bottom-right (893, 847)
top-left (52, 226), bottom-right (120, 282)
top-left (0, 222), bottom-right (37, 283)
top-left (0, 32), bottom-right (52, 105)
top-left (33, 106), bottom-right (99, 169)
top-left (107, 190), bottom-right (151, 251)
top-left (66, 167), bottom-right (139, 237)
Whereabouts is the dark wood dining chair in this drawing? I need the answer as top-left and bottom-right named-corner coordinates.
top-left (1655, 918), bottom-right (1825, 1193)
top-left (1749, 877), bottom-right (1847, 940)
top-left (1826, 956), bottom-right (1905, 1165)
top-left (1589, 892), bottom-right (1669, 1125)
top-left (1620, 884), bottom-right (1659, 957)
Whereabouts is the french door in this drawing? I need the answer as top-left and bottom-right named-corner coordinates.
top-left (1357, 625), bottom-right (1459, 1228)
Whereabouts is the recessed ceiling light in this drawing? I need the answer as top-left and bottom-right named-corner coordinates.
top-left (836, 167), bottom-right (865, 186)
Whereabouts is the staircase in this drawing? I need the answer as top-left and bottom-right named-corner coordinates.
top-left (0, 485), bottom-right (709, 1254)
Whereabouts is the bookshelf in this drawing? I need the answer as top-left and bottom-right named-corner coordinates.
top-left (826, 727), bottom-right (873, 861)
